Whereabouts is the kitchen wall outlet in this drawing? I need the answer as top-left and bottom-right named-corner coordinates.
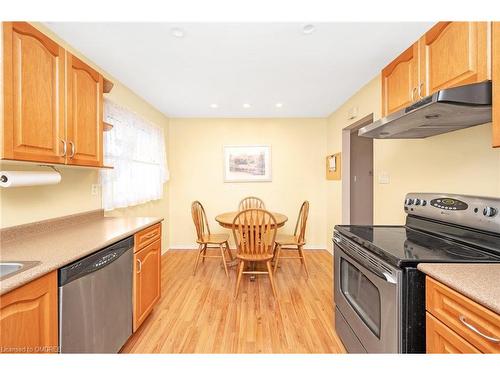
top-left (91, 184), bottom-right (100, 196)
top-left (378, 173), bottom-right (390, 184)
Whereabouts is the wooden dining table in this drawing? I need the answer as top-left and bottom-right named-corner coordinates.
top-left (215, 211), bottom-right (288, 279)
top-left (215, 211), bottom-right (288, 229)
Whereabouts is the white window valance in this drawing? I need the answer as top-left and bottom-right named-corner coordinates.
top-left (101, 99), bottom-right (169, 211)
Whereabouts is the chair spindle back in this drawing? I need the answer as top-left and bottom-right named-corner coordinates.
top-left (232, 209), bottom-right (277, 257)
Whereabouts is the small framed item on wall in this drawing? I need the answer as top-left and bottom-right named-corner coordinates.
top-left (326, 153), bottom-right (341, 180)
top-left (223, 145), bottom-right (272, 182)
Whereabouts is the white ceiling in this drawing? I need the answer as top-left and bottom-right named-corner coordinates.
top-left (45, 22), bottom-right (433, 118)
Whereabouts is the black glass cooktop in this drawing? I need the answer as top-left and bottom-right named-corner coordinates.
top-left (334, 224), bottom-right (500, 267)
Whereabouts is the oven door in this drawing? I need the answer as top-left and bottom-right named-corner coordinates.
top-left (334, 237), bottom-right (402, 353)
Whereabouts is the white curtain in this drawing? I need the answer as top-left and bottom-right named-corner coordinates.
top-left (101, 99), bottom-right (169, 211)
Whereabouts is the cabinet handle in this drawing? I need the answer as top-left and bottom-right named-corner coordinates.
top-left (143, 232), bottom-right (156, 239)
top-left (61, 140), bottom-right (67, 157)
top-left (69, 141), bottom-right (76, 158)
top-left (411, 87), bottom-right (417, 102)
top-left (418, 83), bottom-right (424, 99)
top-left (136, 259), bottom-right (142, 273)
top-left (459, 315), bottom-right (500, 343)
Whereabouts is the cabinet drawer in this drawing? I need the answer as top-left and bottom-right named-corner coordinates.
top-left (426, 313), bottom-right (480, 353)
top-left (134, 223), bottom-right (161, 252)
top-left (426, 277), bottom-right (500, 353)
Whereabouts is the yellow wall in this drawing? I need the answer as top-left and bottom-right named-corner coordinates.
top-left (0, 22), bottom-right (170, 249)
top-left (326, 76), bottom-right (500, 250)
top-left (3, 22), bottom-right (500, 255)
top-left (168, 118), bottom-right (327, 249)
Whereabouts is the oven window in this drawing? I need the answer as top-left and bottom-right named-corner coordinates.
top-left (340, 258), bottom-right (381, 337)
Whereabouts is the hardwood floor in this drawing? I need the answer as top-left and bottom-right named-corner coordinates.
top-left (121, 249), bottom-right (345, 353)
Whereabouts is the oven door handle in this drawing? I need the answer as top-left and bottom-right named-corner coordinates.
top-left (363, 264), bottom-right (397, 284)
top-left (347, 252), bottom-right (398, 285)
top-left (381, 272), bottom-right (397, 284)
top-left (334, 233), bottom-right (398, 285)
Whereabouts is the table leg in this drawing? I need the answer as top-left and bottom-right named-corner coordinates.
top-left (250, 262), bottom-right (256, 281)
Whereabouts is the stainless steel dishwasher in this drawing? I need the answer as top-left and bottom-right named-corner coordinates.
top-left (58, 236), bottom-right (133, 353)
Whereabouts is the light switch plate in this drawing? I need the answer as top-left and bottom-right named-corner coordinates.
top-left (378, 173), bottom-right (390, 184)
top-left (91, 184), bottom-right (100, 196)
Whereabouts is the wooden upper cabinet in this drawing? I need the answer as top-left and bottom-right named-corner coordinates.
top-left (381, 22), bottom-right (490, 118)
top-left (2, 22), bottom-right (107, 166)
top-left (493, 22), bottom-right (500, 148)
top-left (420, 22), bottom-right (489, 97)
top-left (133, 238), bottom-right (161, 332)
top-left (0, 271), bottom-right (58, 353)
top-left (2, 22), bottom-right (66, 164)
top-left (381, 43), bottom-right (419, 117)
top-left (66, 53), bottom-right (103, 167)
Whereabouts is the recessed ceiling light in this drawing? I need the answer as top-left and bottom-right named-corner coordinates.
top-left (209, 103), bottom-right (218, 109)
top-left (302, 24), bottom-right (315, 35)
top-left (243, 103), bottom-right (251, 109)
top-left (275, 102), bottom-right (283, 108)
top-left (170, 27), bottom-right (185, 38)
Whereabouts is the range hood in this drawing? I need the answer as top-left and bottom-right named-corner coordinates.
top-left (358, 81), bottom-right (492, 139)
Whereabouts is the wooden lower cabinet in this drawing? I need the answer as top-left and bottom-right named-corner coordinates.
top-left (0, 271), bottom-right (58, 354)
top-left (133, 238), bottom-right (161, 332)
top-left (426, 277), bottom-right (500, 353)
top-left (426, 313), bottom-right (480, 353)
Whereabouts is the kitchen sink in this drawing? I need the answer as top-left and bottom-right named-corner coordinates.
top-left (0, 261), bottom-right (40, 280)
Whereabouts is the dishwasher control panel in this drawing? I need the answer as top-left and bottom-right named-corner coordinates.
top-left (94, 252), bottom-right (118, 268)
top-left (58, 236), bottom-right (134, 286)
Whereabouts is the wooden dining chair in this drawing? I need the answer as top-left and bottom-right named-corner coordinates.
top-left (191, 201), bottom-right (233, 277)
top-left (273, 201), bottom-right (310, 278)
top-left (232, 209), bottom-right (278, 299)
top-left (238, 196), bottom-right (265, 211)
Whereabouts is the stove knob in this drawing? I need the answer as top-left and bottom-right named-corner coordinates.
top-left (421, 200), bottom-right (427, 206)
top-left (405, 198), bottom-right (414, 205)
top-left (414, 199), bottom-right (421, 206)
top-left (483, 207), bottom-right (498, 217)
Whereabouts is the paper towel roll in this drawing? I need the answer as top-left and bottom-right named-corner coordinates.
top-left (0, 171), bottom-right (61, 187)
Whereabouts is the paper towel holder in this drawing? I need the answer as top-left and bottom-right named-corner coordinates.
top-left (0, 164), bottom-right (62, 186)
top-left (39, 164), bottom-right (61, 173)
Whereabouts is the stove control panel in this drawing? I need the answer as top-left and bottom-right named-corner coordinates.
top-left (429, 198), bottom-right (468, 211)
top-left (404, 192), bottom-right (500, 233)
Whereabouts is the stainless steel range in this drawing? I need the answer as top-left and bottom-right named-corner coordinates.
top-left (333, 193), bottom-right (500, 353)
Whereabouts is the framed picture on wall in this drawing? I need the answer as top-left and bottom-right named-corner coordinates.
top-left (223, 145), bottom-right (272, 182)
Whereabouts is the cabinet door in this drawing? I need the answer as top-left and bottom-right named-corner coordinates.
top-left (0, 271), bottom-right (58, 353)
top-left (381, 42), bottom-right (419, 116)
top-left (66, 53), bottom-right (103, 167)
top-left (2, 22), bottom-right (66, 163)
top-left (426, 313), bottom-right (481, 354)
top-left (493, 22), bottom-right (500, 148)
top-left (133, 239), bottom-right (161, 332)
top-left (420, 22), bottom-right (488, 97)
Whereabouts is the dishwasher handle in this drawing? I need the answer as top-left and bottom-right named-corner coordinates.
top-left (59, 236), bottom-right (134, 286)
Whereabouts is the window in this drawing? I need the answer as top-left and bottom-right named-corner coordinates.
top-left (101, 99), bottom-right (169, 211)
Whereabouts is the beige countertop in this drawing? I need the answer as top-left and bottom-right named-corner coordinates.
top-left (0, 213), bottom-right (163, 295)
top-left (418, 263), bottom-right (500, 315)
